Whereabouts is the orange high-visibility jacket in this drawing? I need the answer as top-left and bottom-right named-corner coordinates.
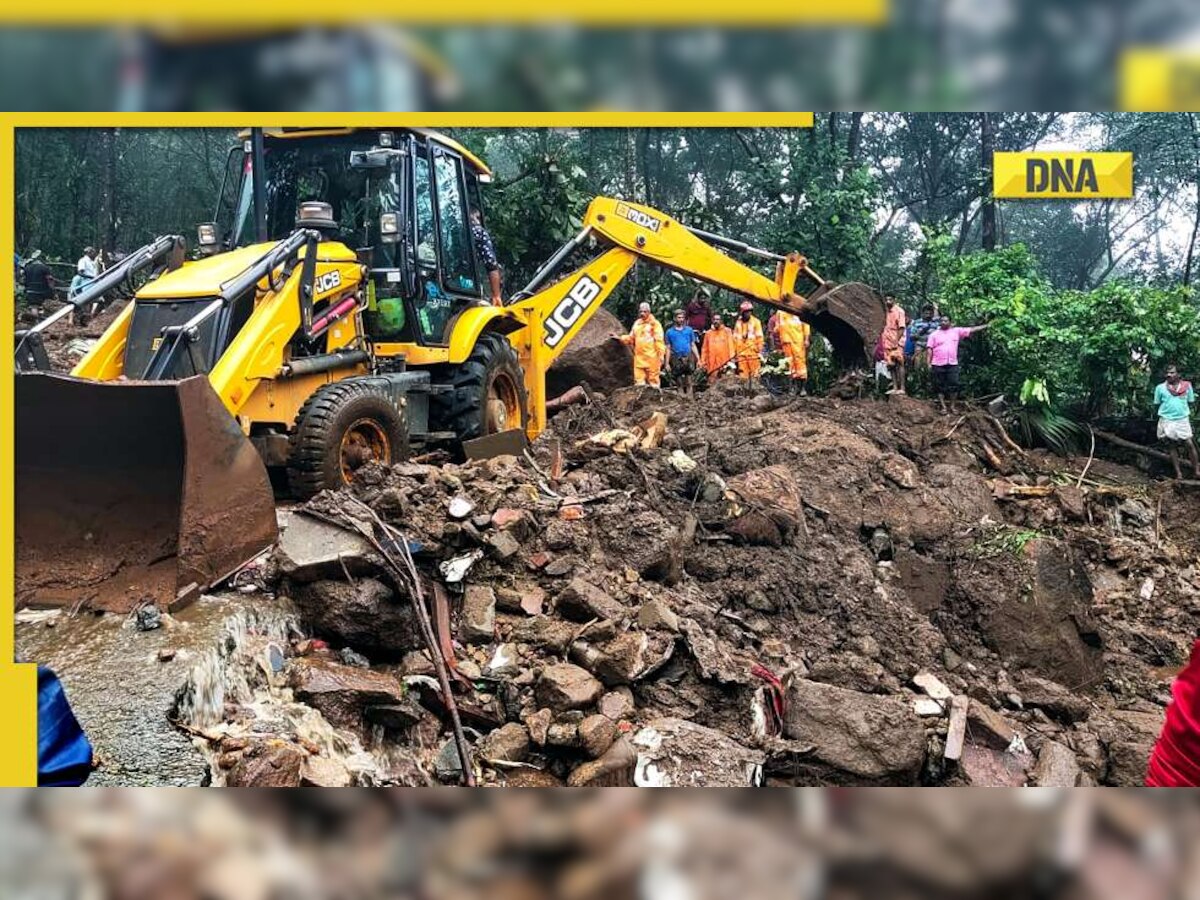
top-left (701, 325), bottom-right (736, 374)
top-left (732, 315), bottom-right (764, 360)
top-left (776, 311), bottom-right (810, 348)
top-left (623, 315), bottom-right (665, 364)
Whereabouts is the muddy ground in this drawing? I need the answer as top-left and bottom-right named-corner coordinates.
top-left (16, 302), bottom-right (1200, 787)
top-left (163, 383), bottom-right (1199, 787)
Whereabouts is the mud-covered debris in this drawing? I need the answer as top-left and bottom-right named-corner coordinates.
top-left (555, 577), bottom-right (627, 622)
top-left (1015, 673), bottom-right (1091, 724)
top-left (225, 739), bottom-right (306, 788)
top-left (783, 678), bottom-right (926, 785)
top-left (578, 714), bottom-right (619, 758)
top-left (571, 632), bottom-right (651, 686)
top-left (290, 578), bottom-right (420, 660)
top-left (288, 657), bottom-right (409, 732)
top-left (598, 688), bottom-right (636, 722)
top-left (567, 735), bottom-right (636, 786)
top-left (637, 598), bottom-right (679, 632)
top-left (631, 718), bottom-right (764, 787)
top-left (966, 700), bottom-right (1021, 748)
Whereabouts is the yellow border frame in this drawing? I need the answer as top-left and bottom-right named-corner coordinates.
top-left (1, 112), bottom-right (814, 785)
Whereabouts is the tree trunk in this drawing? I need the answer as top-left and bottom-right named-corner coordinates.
top-left (97, 127), bottom-right (119, 254)
top-left (847, 112), bottom-right (863, 162)
top-left (980, 113), bottom-right (997, 251)
top-left (1184, 113), bottom-right (1200, 286)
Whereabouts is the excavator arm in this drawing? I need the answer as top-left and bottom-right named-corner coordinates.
top-left (506, 196), bottom-right (885, 434)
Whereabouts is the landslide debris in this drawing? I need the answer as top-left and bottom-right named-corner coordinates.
top-left (177, 382), bottom-right (1198, 786)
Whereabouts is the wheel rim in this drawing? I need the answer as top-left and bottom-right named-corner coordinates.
top-left (485, 371), bottom-right (522, 434)
top-left (339, 417), bottom-right (391, 484)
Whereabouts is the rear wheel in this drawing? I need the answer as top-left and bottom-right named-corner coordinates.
top-left (287, 381), bottom-right (409, 499)
top-left (431, 332), bottom-right (527, 444)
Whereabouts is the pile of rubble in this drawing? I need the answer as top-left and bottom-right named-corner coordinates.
top-left (182, 382), bottom-right (1200, 787)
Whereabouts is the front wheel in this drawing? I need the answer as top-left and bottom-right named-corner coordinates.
top-left (430, 332), bottom-right (528, 444)
top-left (287, 380), bottom-right (410, 499)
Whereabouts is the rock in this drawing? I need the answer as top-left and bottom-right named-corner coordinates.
top-left (967, 700), bottom-right (1021, 748)
top-left (1031, 740), bottom-right (1081, 787)
top-left (567, 736), bottom-right (637, 787)
top-left (434, 739), bottom-right (469, 783)
top-left (880, 454), bottom-right (919, 489)
top-left (1054, 485), bottom-right (1086, 520)
top-left (339, 647), bottom-right (370, 668)
top-left (555, 577), bottom-right (626, 622)
top-left (943, 647), bottom-right (963, 671)
top-left (157, 648), bottom-right (176, 662)
top-left (913, 697), bottom-right (947, 716)
top-left (699, 473), bottom-right (726, 502)
top-left (668, 450), bottom-right (697, 474)
top-left (783, 679), bottom-right (927, 784)
top-left (944, 695), bottom-right (969, 762)
top-left (545, 308), bottom-right (633, 398)
top-left (363, 698), bottom-right (424, 731)
top-left (289, 658), bottom-right (408, 731)
top-left (459, 585), bottom-right (496, 644)
top-left (495, 584), bottom-right (545, 615)
top-left (598, 688), bottom-right (636, 722)
top-left (448, 496), bottom-right (474, 519)
top-left (301, 755), bottom-right (352, 787)
top-left (546, 721), bottom-right (580, 748)
top-left (291, 578), bottom-right (420, 659)
top-left (477, 723), bottom-right (531, 763)
top-left (578, 714), bottom-right (619, 759)
top-left (1118, 499), bottom-right (1154, 527)
top-left (912, 670), bottom-right (953, 701)
top-left (401, 650), bottom-right (435, 676)
top-left (491, 507), bottom-right (537, 541)
top-left (571, 632), bottom-right (648, 686)
top-left (226, 740), bottom-right (305, 787)
top-left (543, 519), bottom-right (578, 550)
top-left (959, 742), bottom-right (1032, 787)
top-left (525, 708), bottom-right (552, 746)
top-left (373, 487), bottom-right (409, 518)
top-left (544, 556), bottom-right (575, 577)
top-left (485, 531), bottom-right (522, 560)
top-left (637, 598), bottom-right (680, 632)
top-left (631, 718), bottom-right (765, 787)
top-left (535, 663), bottom-right (603, 712)
top-left (725, 465), bottom-right (803, 547)
top-left (135, 606), bottom-right (162, 631)
top-left (486, 643), bottom-right (521, 678)
top-left (276, 514), bottom-right (381, 582)
top-left (1092, 709), bottom-right (1164, 786)
top-left (1014, 674), bottom-right (1090, 723)
top-left (510, 617), bottom-right (578, 654)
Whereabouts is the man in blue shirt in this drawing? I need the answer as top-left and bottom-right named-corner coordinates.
top-left (665, 309), bottom-right (700, 397)
top-left (1154, 363), bottom-right (1199, 479)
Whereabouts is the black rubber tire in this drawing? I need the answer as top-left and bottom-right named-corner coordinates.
top-left (430, 332), bottom-right (528, 443)
top-left (287, 380), bottom-right (409, 499)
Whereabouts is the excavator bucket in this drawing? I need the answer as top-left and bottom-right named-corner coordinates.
top-left (16, 374), bottom-right (278, 613)
top-left (803, 281), bottom-right (888, 367)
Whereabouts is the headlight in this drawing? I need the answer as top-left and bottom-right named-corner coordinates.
top-left (196, 223), bottom-right (217, 247)
top-left (380, 212), bottom-right (399, 237)
top-left (378, 132), bottom-right (395, 148)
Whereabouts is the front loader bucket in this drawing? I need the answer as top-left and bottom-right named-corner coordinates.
top-left (16, 374), bottom-right (278, 613)
top-left (803, 281), bottom-right (888, 367)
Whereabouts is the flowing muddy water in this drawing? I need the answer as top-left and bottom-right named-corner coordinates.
top-left (16, 592), bottom-right (296, 786)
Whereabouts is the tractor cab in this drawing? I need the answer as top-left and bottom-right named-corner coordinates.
top-left (207, 127), bottom-right (494, 349)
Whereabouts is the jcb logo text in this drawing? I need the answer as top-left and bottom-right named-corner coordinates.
top-left (545, 276), bottom-right (603, 348)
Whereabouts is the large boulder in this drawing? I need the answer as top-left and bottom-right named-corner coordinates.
top-left (783, 678), bottom-right (927, 784)
top-left (724, 465), bottom-right (804, 547)
top-left (545, 308), bottom-right (633, 397)
top-left (276, 514), bottom-right (383, 583)
top-left (289, 577), bottom-right (420, 660)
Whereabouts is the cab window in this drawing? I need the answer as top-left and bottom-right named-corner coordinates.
top-left (413, 153), bottom-right (436, 270)
top-left (433, 152), bottom-right (478, 295)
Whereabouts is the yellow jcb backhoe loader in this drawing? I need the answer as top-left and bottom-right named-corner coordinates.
top-left (15, 127), bottom-right (884, 613)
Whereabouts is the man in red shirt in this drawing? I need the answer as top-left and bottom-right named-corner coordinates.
top-left (1147, 639), bottom-right (1200, 786)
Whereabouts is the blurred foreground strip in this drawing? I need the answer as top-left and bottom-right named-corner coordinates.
top-left (1, 789), bottom-right (1196, 899)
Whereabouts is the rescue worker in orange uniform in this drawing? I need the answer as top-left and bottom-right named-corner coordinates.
top-left (700, 311), bottom-right (736, 380)
top-left (732, 300), bottom-right (764, 391)
top-left (615, 301), bottom-right (666, 388)
top-left (775, 310), bottom-right (811, 394)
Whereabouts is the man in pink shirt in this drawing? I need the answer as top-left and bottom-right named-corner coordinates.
top-left (926, 315), bottom-right (992, 409)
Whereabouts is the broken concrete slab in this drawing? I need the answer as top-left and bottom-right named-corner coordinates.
top-left (913, 670), bottom-right (953, 701)
top-left (275, 514), bottom-right (382, 583)
top-left (555, 577), bottom-right (627, 622)
top-left (288, 658), bottom-right (409, 732)
top-left (944, 695), bottom-right (969, 762)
